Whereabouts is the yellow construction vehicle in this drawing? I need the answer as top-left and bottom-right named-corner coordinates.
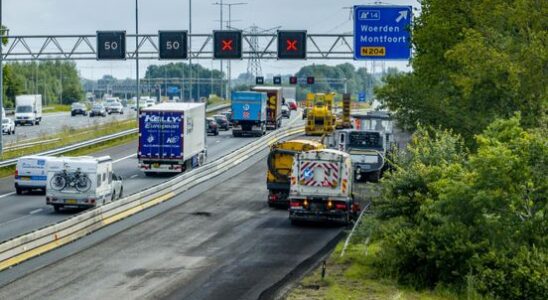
top-left (335, 93), bottom-right (352, 129)
top-left (305, 93), bottom-right (336, 136)
top-left (266, 139), bottom-right (324, 207)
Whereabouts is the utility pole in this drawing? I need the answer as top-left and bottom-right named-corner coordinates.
top-left (0, 0), bottom-right (4, 155)
top-left (135, 0), bottom-right (140, 116)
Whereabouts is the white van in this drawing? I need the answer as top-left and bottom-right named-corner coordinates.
top-left (15, 156), bottom-right (53, 194)
top-left (45, 156), bottom-right (123, 212)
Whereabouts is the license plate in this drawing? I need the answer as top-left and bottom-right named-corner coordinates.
top-left (66, 199), bottom-right (77, 204)
top-left (20, 176), bottom-right (31, 181)
top-left (152, 163), bottom-right (160, 168)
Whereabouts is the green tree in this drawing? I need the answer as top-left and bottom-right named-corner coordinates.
top-left (375, 0), bottom-right (548, 145)
top-left (375, 115), bottom-right (547, 299)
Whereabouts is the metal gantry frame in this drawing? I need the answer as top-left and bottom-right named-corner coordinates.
top-left (1, 33), bottom-right (354, 61)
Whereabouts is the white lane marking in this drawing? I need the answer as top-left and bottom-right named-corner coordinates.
top-left (216, 140), bottom-right (221, 143)
top-left (29, 208), bottom-right (43, 215)
top-left (130, 174), bottom-right (138, 179)
top-left (113, 154), bottom-right (136, 164)
top-left (0, 192), bottom-right (16, 199)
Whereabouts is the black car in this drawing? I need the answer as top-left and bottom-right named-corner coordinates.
top-left (71, 103), bottom-right (88, 116)
top-left (206, 117), bottom-right (219, 136)
top-left (220, 111), bottom-right (232, 127)
top-left (89, 104), bottom-right (107, 117)
top-left (212, 114), bottom-right (230, 131)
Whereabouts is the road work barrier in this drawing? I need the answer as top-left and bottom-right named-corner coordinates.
top-left (0, 104), bottom-right (230, 169)
top-left (0, 117), bottom-right (303, 272)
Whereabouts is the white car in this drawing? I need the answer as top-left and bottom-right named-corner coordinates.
top-left (281, 105), bottom-right (290, 118)
top-left (2, 117), bottom-right (15, 135)
top-left (146, 99), bottom-right (156, 107)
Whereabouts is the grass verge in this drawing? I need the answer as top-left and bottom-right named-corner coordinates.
top-left (43, 104), bottom-right (71, 113)
top-left (286, 214), bottom-right (463, 300)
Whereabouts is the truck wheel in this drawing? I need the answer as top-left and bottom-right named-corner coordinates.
top-left (53, 205), bottom-right (61, 213)
top-left (119, 188), bottom-right (124, 199)
top-left (144, 172), bottom-right (154, 177)
top-left (15, 187), bottom-right (23, 195)
top-left (290, 219), bottom-right (303, 226)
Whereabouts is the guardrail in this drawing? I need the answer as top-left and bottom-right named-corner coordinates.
top-left (0, 119), bottom-right (303, 272)
top-left (0, 104), bottom-right (230, 168)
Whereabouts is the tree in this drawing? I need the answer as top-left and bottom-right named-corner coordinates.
top-left (375, 0), bottom-right (548, 145)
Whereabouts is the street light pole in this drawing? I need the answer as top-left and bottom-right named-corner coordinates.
top-left (188, 0), bottom-right (193, 102)
top-left (135, 0), bottom-right (140, 116)
top-left (1, 0), bottom-right (4, 155)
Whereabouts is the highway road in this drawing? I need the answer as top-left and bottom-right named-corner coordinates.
top-left (2, 109), bottom-right (136, 145)
top-left (0, 112), bottom-right (300, 243)
top-left (0, 143), bottom-right (344, 300)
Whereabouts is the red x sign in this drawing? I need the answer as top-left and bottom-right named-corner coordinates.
top-left (286, 39), bottom-right (298, 51)
top-left (222, 39), bottom-right (233, 51)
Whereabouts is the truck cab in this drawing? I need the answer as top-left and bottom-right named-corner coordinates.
top-left (15, 95), bottom-right (42, 126)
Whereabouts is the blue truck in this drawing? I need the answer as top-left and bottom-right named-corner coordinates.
top-left (231, 91), bottom-right (267, 137)
top-left (138, 103), bottom-right (207, 175)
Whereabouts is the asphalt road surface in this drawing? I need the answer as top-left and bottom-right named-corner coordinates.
top-left (0, 142), bottom-right (343, 300)
top-left (0, 112), bottom-right (300, 242)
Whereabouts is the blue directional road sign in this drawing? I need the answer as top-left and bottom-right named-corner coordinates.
top-left (358, 92), bottom-right (366, 102)
top-left (354, 5), bottom-right (412, 60)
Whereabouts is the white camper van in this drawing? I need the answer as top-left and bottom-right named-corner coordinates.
top-left (15, 95), bottom-right (42, 126)
top-left (46, 156), bottom-right (123, 212)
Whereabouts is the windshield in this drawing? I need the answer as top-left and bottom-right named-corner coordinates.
top-left (349, 131), bottom-right (383, 149)
top-left (93, 105), bottom-right (103, 109)
top-left (16, 106), bottom-right (33, 113)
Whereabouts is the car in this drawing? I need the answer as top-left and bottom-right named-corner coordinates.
top-left (206, 117), bottom-right (219, 136)
top-left (286, 99), bottom-right (298, 111)
top-left (89, 104), bottom-right (107, 117)
top-left (220, 111), bottom-right (233, 127)
top-left (281, 104), bottom-right (290, 118)
top-left (146, 99), bottom-right (156, 107)
top-left (2, 117), bottom-right (15, 135)
top-left (212, 114), bottom-right (230, 131)
top-left (71, 103), bottom-right (88, 116)
top-left (107, 102), bottom-right (124, 114)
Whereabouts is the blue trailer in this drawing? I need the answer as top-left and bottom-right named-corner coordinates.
top-left (138, 103), bottom-right (206, 175)
top-left (231, 91), bottom-right (267, 137)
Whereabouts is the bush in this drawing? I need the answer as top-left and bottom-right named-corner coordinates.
top-left (374, 115), bottom-right (547, 299)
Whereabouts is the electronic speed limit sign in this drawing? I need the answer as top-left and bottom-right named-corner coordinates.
top-left (159, 31), bottom-right (188, 60)
top-left (97, 31), bottom-right (126, 60)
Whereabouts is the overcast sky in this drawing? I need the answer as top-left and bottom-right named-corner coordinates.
top-left (4, 0), bottom-right (418, 80)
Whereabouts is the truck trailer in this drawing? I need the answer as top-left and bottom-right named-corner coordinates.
top-left (138, 103), bottom-right (207, 175)
top-left (251, 86), bottom-right (283, 130)
top-left (288, 149), bottom-right (358, 225)
top-left (231, 91), bottom-right (267, 137)
top-left (266, 139), bottom-right (324, 207)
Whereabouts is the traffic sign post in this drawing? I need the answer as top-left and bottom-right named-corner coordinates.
top-left (97, 31), bottom-right (126, 60)
top-left (277, 30), bottom-right (307, 59)
top-left (213, 30), bottom-right (243, 59)
top-left (158, 31), bottom-right (188, 60)
top-left (353, 5), bottom-right (412, 60)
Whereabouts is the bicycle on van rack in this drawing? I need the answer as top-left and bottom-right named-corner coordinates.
top-left (50, 168), bottom-right (92, 192)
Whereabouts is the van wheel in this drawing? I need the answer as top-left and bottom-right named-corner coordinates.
top-left (53, 205), bottom-right (61, 212)
top-left (119, 188), bottom-right (124, 199)
top-left (15, 187), bottom-right (23, 195)
top-left (111, 193), bottom-right (116, 202)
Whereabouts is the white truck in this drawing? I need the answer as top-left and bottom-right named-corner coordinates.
top-left (288, 149), bottom-right (358, 225)
top-left (15, 95), bottom-right (42, 126)
top-left (46, 156), bottom-right (123, 212)
top-left (138, 103), bottom-right (207, 175)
